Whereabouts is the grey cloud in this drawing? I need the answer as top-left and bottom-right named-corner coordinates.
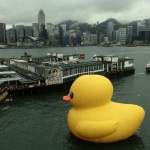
top-left (1, 0), bottom-right (150, 29)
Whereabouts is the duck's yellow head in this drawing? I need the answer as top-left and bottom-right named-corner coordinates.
top-left (63, 75), bottom-right (113, 108)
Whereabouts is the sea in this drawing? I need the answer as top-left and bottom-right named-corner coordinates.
top-left (0, 46), bottom-right (150, 150)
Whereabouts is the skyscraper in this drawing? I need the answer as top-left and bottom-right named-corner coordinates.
top-left (38, 9), bottom-right (45, 38)
top-left (118, 28), bottom-right (126, 44)
top-left (6, 28), bottom-right (17, 46)
top-left (54, 26), bottom-right (60, 45)
top-left (60, 22), bottom-right (66, 32)
top-left (16, 25), bottom-right (25, 42)
top-left (24, 26), bottom-right (33, 36)
top-left (32, 23), bottom-right (39, 37)
top-left (60, 22), bottom-right (67, 45)
top-left (107, 22), bottom-right (114, 42)
top-left (46, 23), bottom-right (55, 39)
top-left (127, 26), bottom-right (133, 43)
top-left (0, 23), bottom-right (6, 45)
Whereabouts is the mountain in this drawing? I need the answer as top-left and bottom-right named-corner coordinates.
top-left (60, 18), bottom-right (140, 35)
top-left (88, 18), bottom-right (138, 34)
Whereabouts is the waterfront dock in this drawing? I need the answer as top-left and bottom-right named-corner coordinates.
top-left (0, 53), bottom-right (135, 97)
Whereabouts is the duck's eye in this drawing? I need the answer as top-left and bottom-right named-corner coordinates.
top-left (70, 92), bottom-right (74, 99)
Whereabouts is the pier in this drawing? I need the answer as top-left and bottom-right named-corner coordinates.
top-left (0, 53), bottom-right (135, 97)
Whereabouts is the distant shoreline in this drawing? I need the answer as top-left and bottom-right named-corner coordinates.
top-left (1, 44), bottom-right (150, 50)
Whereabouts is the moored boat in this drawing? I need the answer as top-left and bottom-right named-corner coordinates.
top-left (0, 91), bottom-right (8, 104)
top-left (21, 52), bottom-right (32, 58)
top-left (146, 62), bottom-right (150, 72)
top-left (126, 44), bottom-right (136, 47)
top-left (78, 53), bottom-right (85, 59)
top-left (0, 45), bottom-right (7, 49)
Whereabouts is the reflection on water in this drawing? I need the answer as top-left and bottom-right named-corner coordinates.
top-left (65, 133), bottom-right (145, 150)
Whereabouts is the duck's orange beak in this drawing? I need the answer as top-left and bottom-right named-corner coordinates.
top-left (63, 94), bottom-right (70, 102)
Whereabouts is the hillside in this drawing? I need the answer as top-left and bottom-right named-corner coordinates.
top-left (88, 18), bottom-right (138, 34)
top-left (60, 18), bottom-right (139, 34)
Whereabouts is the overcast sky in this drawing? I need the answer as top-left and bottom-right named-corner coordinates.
top-left (1, 0), bottom-right (150, 29)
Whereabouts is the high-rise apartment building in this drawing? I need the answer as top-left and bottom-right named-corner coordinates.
top-left (115, 30), bottom-right (119, 43)
top-left (46, 23), bottom-right (55, 39)
top-left (83, 32), bottom-right (90, 45)
top-left (107, 22), bottom-right (114, 42)
top-left (32, 23), bottom-right (39, 37)
top-left (38, 9), bottom-right (45, 38)
top-left (54, 26), bottom-right (60, 45)
top-left (63, 31), bottom-right (69, 45)
top-left (137, 20), bottom-right (150, 42)
top-left (24, 26), bottom-right (33, 36)
top-left (74, 26), bottom-right (81, 45)
top-left (90, 34), bottom-right (97, 45)
top-left (118, 28), bottom-right (126, 44)
top-left (112, 30), bottom-right (116, 43)
top-left (60, 22), bottom-right (66, 32)
top-left (82, 33), bottom-right (97, 45)
top-left (16, 25), bottom-right (25, 42)
top-left (99, 32), bottom-right (104, 44)
top-left (6, 28), bottom-right (17, 46)
top-left (60, 22), bottom-right (67, 45)
top-left (127, 26), bottom-right (133, 43)
top-left (0, 23), bottom-right (6, 45)
top-left (12, 24), bottom-right (15, 29)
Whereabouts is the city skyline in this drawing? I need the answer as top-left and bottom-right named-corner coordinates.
top-left (1, 0), bottom-right (150, 29)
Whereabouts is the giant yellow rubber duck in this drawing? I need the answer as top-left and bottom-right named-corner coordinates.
top-left (63, 75), bottom-right (145, 143)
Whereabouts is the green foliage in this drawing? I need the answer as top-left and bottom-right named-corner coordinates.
top-left (60, 18), bottom-right (138, 34)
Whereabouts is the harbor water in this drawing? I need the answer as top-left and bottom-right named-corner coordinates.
top-left (0, 46), bottom-right (150, 150)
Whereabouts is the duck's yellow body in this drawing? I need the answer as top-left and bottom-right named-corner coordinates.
top-left (63, 75), bottom-right (145, 143)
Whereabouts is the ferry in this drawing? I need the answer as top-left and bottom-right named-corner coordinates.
top-left (126, 44), bottom-right (136, 47)
top-left (102, 43), bottom-right (111, 47)
top-left (77, 53), bottom-right (85, 59)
